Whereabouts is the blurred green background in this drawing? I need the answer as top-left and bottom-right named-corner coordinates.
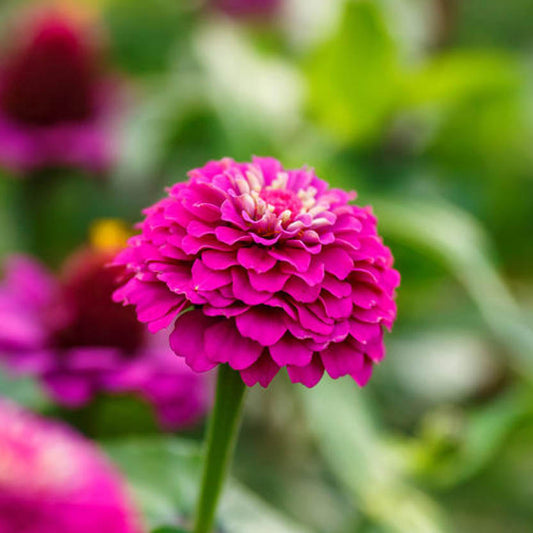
top-left (1, 0), bottom-right (533, 532)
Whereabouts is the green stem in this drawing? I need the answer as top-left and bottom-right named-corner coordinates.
top-left (18, 169), bottom-right (62, 263)
top-left (193, 364), bottom-right (247, 533)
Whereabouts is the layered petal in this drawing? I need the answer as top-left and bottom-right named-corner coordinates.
top-left (113, 158), bottom-right (399, 389)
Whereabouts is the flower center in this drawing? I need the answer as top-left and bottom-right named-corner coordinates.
top-left (0, 15), bottom-right (96, 126)
top-left (259, 187), bottom-right (302, 219)
top-left (50, 251), bottom-right (144, 355)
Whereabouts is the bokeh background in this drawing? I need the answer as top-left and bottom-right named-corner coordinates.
top-left (0, 0), bottom-right (532, 532)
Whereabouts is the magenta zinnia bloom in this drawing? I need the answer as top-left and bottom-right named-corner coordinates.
top-left (0, 249), bottom-right (209, 430)
top-left (0, 10), bottom-right (117, 173)
top-left (0, 399), bottom-right (142, 533)
top-left (211, 0), bottom-right (281, 19)
top-left (114, 157), bottom-right (400, 388)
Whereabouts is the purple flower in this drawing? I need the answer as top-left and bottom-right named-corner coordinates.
top-left (113, 157), bottom-right (400, 388)
top-left (0, 247), bottom-right (210, 430)
top-left (211, 0), bottom-right (281, 19)
top-left (0, 399), bottom-right (143, 533)
top-left (0, 10), bottom-right (117, 174)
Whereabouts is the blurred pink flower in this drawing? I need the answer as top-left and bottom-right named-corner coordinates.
top-left (0, 399), bottom-right (143, 533)
top-left (0, 248), bottom-right (210, 430)
top-left (113, 157), bottom-right (400, 388)
top-left (0, 10), bottom-right (118, 174)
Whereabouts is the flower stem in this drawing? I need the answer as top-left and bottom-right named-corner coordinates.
top-left (193, 364), bottom-right (246, 533)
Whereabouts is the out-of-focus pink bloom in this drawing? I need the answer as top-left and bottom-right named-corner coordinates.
top-left (0, 10), bottom-right (117, 174)
top-left (113, 157), bottom-right (400, 388)
top-left (0, 399), bottom-right (143, 533)
top-left (211, 0), bottom-right (281, 20)
top-left (0, 241), bottom-right (210, 430)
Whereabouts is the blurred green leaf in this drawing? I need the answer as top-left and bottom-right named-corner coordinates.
top-left (152, 527), bottom-right (188, 533)
top-left (104, 0), bottom-right (192, 75)
top-left (456, 0), bottom-right (533, 49)
top-left (306, 0), bottom-right (399, 144)
top-left (0, 177), bottom-right (20, 256)
top-left (401, 50), bottom-right (531, 177)
top-left (299, 378), bottom-right (449, 533)
top-left (403, 51), bottom-right (519, 108)
top-left (11, 171), bottom-right (117, 266)
top-left (373, 195), bottom-right (533, 376)
top-left (0, 371), bottom-right (50, 411)
top-left (414, 388), bottom-right (533, 487)
top-left (54, 393), bottom-right (161, 439)
top-left (106, 437), bottom-right (313, 533)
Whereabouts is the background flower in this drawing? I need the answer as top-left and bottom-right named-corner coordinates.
top-left (0, 8), bottom-right (117, 174)
top-left (0, 222), bottom-right (210, 430)
top-left (0, 399), bottom-right (142, 533)
top-left (114, 157), bottom-right (399, 388)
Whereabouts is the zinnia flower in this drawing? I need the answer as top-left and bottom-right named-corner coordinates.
top-left (0, 222), bottom-right (209, 430)
top-left (0, 9), bottom-right (117, 173)
top-left (211, 0), bottom-right (281, 19)
top-left (113, 157), bottom-right (400, 388)
top-left (0, 399), bottom-right (142, 533)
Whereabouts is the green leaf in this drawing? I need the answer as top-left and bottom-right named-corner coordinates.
top-left (305, 1), bottom-right (399, 145)
top-left (0, 177), bottom-right (20, 256)
top-left (105, 437), bottom-right (312, 533)
top-left (403, 51), bottom-right (519, 109)
top-left (401, 51), bottom-right (530, 175)
top-left (413, 388), bottom-right (533, 487)
top-left (455, 0), bottom-right (533, 49)
top-left (103, 0), bottom-right (192, 75)
top-left (11, 171), bottom-right (117, 267)
top-left (373, 195), bottom-right (533, 376)
top-left (298, 378), bottom-right (449, 533)
top-left (0, 371), bottom-right (51, 411)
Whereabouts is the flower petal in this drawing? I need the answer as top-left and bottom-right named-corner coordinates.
top-left (269, 247), bottom-right (311, 273)
top-left (320, 247), bottom-right (353, 279)
top-left (269, 335), bottom-right (313, 367)
top-left (235, 307), bottom-right (287, 346)
top-left (287, 353), bottom-right (324, 388)
top-left (231, 269), bottom-right (271, 305)
top-left (237, 247), bottom-right (277, 273)
top-left (240, 351), bottom-right (280, 387)
top-left (248, 269), bottom-right (289, 293)
top-left (202, 250), bottom-right (238, 270)
top-left (351, 356), bottom-right (374, 386)
top-left (192, 260), bottom-right (232, 291)
top-left (204, 320), bottom-right (262, 370)
top-left (349, 320), bottom-right (381, 344)
top-left (170, 310), bottom-right (218, 372)
top-left (320, 341), bottom-right (364, 379)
